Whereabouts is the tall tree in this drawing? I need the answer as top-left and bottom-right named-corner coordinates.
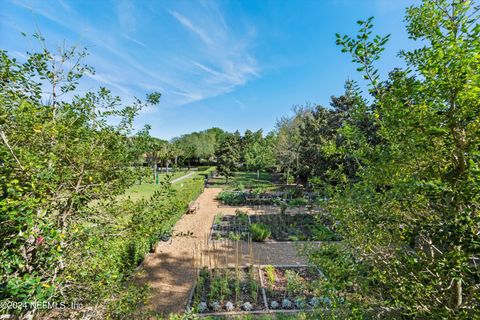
top-left (215, 133), bottom-right (240, 183)
top-left (319, 1), bottom-right (480, 317)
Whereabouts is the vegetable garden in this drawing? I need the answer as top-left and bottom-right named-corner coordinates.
top-left (2, 0), bottom-right (479, 318)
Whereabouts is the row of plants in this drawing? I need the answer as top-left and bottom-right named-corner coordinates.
top-left (216, 191), bottom-right (310, 207)
top-left (189, 265), bottom-right (330, 314)
top-left (211, 210), bottom-right (250, 241)
top-left (191, 265), bottom-right (263, 313)
top-left (250, 214), bottom-right (340, 242)
top-left (210, 212), bottom-right (339, 242)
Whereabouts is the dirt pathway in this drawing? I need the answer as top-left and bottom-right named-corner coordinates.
top-left (137, 187), bottom-right (307, 316)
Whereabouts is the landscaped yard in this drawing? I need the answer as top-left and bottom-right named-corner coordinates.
top-left (122, 170), bottom-right (191, 201)
top-left (208, 171), bottom-right (278, 191)
top-left (189, 266), bottom-right (265, 314)
top-left (210, 212), bottom-right (338, 242)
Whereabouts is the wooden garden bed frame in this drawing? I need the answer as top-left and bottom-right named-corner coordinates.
top-left (186, 264), bottom-right (326, 317)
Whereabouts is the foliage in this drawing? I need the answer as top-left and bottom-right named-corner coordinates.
top-left (250, 223), bottom-right (271, 242)
top-left (243, 129), bottom-right (277, 175)
top-left (0, 37), bottom-right (204, 318)
top-left (265, 265), bottom-right (276, 289)
top-left (216, 191), bottom-right (246, 206)
top-left (313, 0), bottom-right (480, 318)
top-left (215, 133), bottom-right (241, 182)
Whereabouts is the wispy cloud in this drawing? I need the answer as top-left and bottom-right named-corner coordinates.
top-left (121, 33), bottom-right (147, 47)
top-left (116, 0), bottom-right (137, 33)
top-left (169, 10), bottom-right (213, 45)
top-left (6, 0), bottom-right (260, 112)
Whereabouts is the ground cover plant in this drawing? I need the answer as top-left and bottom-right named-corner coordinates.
top-left (191, 266), bottom-right (264, 313)
top-left (260, 266), bottom-right (326, 311)
top-left (250, 214), bottom-right (339, 242)
top-left (210, 212), bottom-right (338, 243)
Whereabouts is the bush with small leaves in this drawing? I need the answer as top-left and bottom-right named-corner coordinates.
top-left (295, 297), bottom-right (307, 309)
top-left (309, 297), bottom-right (320, 307)
top-left (210, 301), bottom-right (221, 311)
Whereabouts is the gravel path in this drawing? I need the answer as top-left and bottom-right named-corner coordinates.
top-left (136, 188), bottom-right (307, 316)
top-left (170, 171), bottom-right (197, 184)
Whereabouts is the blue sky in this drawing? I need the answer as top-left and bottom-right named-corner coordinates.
top-left (1, 0), bottom-right (416, 139)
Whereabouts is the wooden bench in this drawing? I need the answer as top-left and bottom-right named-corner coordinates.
top-left (186, 201), bottom-right (199, 214)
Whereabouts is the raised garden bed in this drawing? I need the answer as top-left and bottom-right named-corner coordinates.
top-left (210, 211), bottom-right (250, 241)
top-left (187, 265), bottom-right (329, 315)
top-left (249, 214), bottom-right (340, 241)
top-left (188, 266), bottom-right (265, 314)
top-left (210, 213), bottom-right (340, 242)
top-left (260, 265), bottom-right (328, 311)
top-left (216, 191), bottom-right (313, 206)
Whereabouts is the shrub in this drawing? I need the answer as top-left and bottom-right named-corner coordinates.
top-left (250, 223), bottom-right (271, 242)
top-left (216, 191), bottom-right (246, 205)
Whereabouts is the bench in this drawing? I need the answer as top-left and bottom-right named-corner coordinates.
top-left (186, 201), bottom-right (199, 214)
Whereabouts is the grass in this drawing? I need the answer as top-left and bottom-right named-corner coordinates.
top-left (121, 170), bottom-right (190, 202)
top-left (209, 171), bottom-right (277, 191)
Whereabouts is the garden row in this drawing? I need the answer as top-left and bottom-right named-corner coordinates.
top-left (188, 265), bottom-right (333, 315)
top-left (210, 210), bottom-right (340, 242)
top-left (216, 190), bottom-right (316, 206)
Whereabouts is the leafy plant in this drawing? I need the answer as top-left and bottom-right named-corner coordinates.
top-left (264, 265), bottom-right (276, 289)
top-left (285, 270), bottom-right (304, 296)
top-left (250, 223), bottom-right (271, 242)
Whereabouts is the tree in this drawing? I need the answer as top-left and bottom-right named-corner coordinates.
top-left (243, 130), bottom-right (276, 178)
top-left (215, 133), bottom-right (240, 183)
top-left (275, 107), bottom-right (306, 184)
top-left (318, 1), bottom-right (480, 318)
top-left (0, 35), bottom-right (160, 314)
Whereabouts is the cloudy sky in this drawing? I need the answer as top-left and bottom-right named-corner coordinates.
top-left (1, 0), bottom-right (415, 139)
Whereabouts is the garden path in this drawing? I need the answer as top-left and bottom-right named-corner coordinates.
top-left (170, 171), bottom-right (197, 184)
top-left (136, 187), bottom-right (308, 316)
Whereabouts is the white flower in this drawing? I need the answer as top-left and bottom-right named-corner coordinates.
top-left (225, 301), bottom-right (234, 311)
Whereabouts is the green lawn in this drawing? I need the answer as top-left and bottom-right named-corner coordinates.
top-left (122, 170), bottom-right (191, 202)
top-left (208, 171), bottom-right (277, 191)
